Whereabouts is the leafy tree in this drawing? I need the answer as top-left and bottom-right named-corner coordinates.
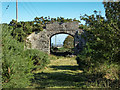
top-left (77, 0), bottom-right (120, 66)
top-left (103, 1), bottom-right (120, 23)
top-left (76, 1), bottom-right (120, 88)
top-left (63, 35), bottom-right (74, 49)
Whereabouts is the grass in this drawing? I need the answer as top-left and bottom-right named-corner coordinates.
top-left (29, 55), bottom-right (87, 88)
top-left (51, 47), bottom-right (72, 53)
top-left (57, 47), bottom-right (73, 52)
top-left (30, 55), bottom-right (120, 89)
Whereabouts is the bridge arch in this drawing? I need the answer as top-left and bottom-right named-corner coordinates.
top-left (26, 22), bottom-right (85, 54)
top-left (50, 32), bottom-right (75, 55)
top-left (50, 32), bottom-right (74, 38)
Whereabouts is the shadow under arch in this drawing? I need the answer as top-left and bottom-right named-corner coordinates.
top-left (50, 32), bottom-right (75, 56)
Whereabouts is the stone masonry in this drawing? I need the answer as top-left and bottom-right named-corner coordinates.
top-left (26, 22), bottom-right (86, 54)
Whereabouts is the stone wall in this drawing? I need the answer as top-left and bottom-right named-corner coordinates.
top-left (46, 22), bottom-right (79, 31)
top-left (26, 22), bottom-right (86, 54)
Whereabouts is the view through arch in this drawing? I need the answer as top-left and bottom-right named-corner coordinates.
top-left (50, 33), bottom-right (74, 56)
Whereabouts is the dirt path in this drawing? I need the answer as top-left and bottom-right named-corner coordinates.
top-left (31, 56), bottom-right (86, 88)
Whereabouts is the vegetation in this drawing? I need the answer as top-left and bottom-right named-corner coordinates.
top-left (1, 0), bottom-right (120, 88)
top-left (29, 55), bottom-right (84, 88)
top-left (2, 24), bottom-right (33, 88)
top-left (51, 35), bottom-right (74, 56)
top-left (63, 35), bottom-right (74, 49)
top-left (24, 49), bottom-right (50, 70)
top-left (9, 17), bottom-right (80, 42)
top-left (76, 1), bottom-right (120, 88)
top-left (2, 24), bottom-right (50, 88)
top-left (2, 17), bottom-right (79, 88)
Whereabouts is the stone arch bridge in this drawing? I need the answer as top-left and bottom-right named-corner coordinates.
top-left (26, 22), bottom-right (86, 54)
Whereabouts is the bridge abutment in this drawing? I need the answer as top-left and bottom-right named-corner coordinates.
top-left (26, 22), bottom-right (86, 55)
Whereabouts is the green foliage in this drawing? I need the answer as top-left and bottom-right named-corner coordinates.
top-left (79, 24), bottom-right (89, 30)
top-left (63, 35), bottom-right (74, 49)
top-left (2, 24), bottom-right (50, 88)
top-left (85, 62), bottom-right (120, 88)
top-left (9, 17), bottom-right (80, 42)
top-left (2, 24), bottom-right (34, 88)
top-left (23, 49), bottom-right (50, 70)
top-left (12, 27), bottom-right (26, 42)
top-left (76, 1), bottom-right (120, 88)
top-left (103, 1), bottom-right (120, 23)
top-left (77, 1), bottom-right (120, 67)
top-left (34, 16), bottom-right (80, 24)
top-left (98, 62), bottom-right (119, 81)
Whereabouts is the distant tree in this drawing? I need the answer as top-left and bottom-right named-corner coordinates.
top-left (9, 17), bottom-right (81, 42)
top-left (63, 35), bottom-right (74, 49)
top-left (9, 19), bottom-right (17, 28)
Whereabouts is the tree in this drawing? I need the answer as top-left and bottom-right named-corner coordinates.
top-left (9, 17), bottom-right (81, 43)
top-left (76, 1), bottom-right (120, 87)
top-left (78, 0), bottom-right (120, 65)
top-left (63, 35), bottom-right (74, 49)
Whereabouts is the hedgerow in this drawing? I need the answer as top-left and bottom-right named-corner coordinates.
top-left (2, 24), bottom-right (50, 88)
top-left (76, 1), bottom-right (120, 88)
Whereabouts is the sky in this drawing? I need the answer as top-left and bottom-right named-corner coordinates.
top-left (2, 2), bottom-right (105, 23)
top-left (1, 1), bottom-right (106, 45)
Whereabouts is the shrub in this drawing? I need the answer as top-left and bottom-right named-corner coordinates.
top-left (23, 49), bottom-right (50, 70)
top-left (76, 1), bottom-right (120, 88)
top-left (85, 62), bottom-right (120, 88)
top-left (2, 24), bottom-right (50, 88)
top-left (77, 1), bottom-right (120, 71)
top-left (11, 27), bottom-right (26, 42)
top-left (2, 24), bottom-right (34, 88)
top-left (98, 62), bottom-right (119, 81)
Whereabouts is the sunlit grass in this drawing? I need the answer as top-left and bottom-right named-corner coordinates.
top-left (30, 54), bottom-right (120, 88)
top-left (30, 55), bottom-right (84, 88)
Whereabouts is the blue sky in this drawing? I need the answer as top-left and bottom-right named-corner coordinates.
top-left (1, 2), bottom-right (105, 45)
top-left (2, 2), bottom-right (105, 23)
top-left (1, 0), bottom-right (104, 2)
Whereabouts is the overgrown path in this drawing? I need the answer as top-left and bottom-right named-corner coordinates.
top-left (30, 56), bottom-right (88, 88)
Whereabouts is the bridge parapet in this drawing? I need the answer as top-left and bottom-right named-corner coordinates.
top-left (46, 22), bottom-right (79, 31)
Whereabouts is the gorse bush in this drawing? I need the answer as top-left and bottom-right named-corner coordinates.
top-left (2, 24), bottom-right (34, 88)
top-left (23, 49), bottom-right (50, 70)
top-left (12, 27), bottom-right (26, 42)
top-left (98, 62), bottom-right (119, 81)
top-left (77, 1), bottom-right (120, 69)
top-left (2, 24), bottom-right (50, 88)
top-left (84, 62), bottom-right (120, 88)
top-left (76, 1), bottom-right (120, 88)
